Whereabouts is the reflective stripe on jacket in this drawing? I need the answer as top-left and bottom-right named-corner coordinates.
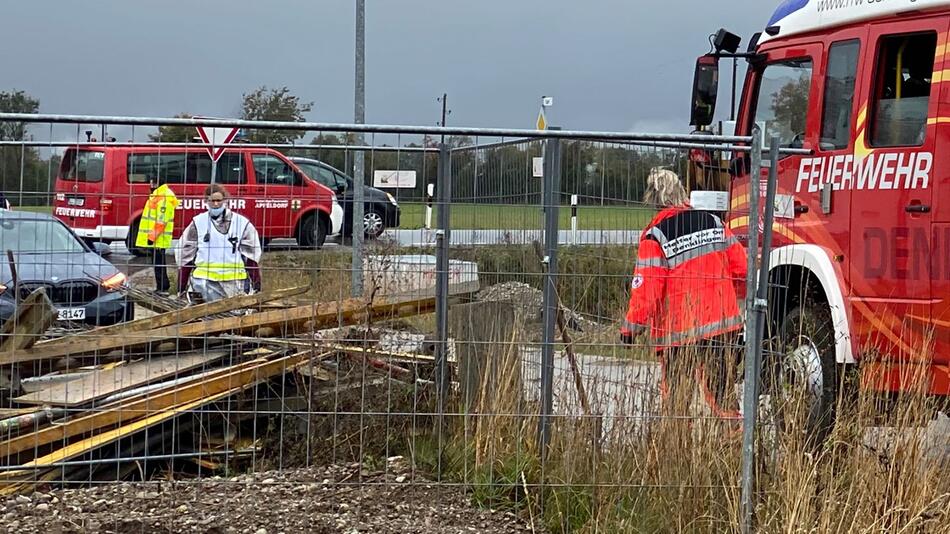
top-left (193, 211), bottom-right (250, 282)
top-left (135, 184), bottom-right (179, 249)
top-left (621, 205), bottom-right (748, 350)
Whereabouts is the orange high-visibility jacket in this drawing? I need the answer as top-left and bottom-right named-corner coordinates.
top-left (621, 205), bottom-right (748, 350)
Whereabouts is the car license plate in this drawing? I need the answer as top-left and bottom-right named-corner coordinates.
top-left (67, 197), bottom-right (85, 206)
top-left (57, 307), bottom-right (86, 321)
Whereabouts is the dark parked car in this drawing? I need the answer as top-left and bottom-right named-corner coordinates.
top-left (0, 211), bottom-right (133, 326)
top-left (290, 157), bottom-right (400, 239)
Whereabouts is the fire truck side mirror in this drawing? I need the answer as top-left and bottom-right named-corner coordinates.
top-left (690, 54), bottom-right (719, 127)
top-left (728, 152), bottom-right (750, 178)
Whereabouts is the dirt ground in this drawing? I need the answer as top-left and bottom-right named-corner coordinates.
top-left (1, 463), bottom-right (541, 534)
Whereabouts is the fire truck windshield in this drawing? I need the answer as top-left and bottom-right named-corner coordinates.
top-left (750, 58), bottom-right (813, 149)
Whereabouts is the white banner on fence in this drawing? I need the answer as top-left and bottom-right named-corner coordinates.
top-left (373, 170), bottom-right (417, 189)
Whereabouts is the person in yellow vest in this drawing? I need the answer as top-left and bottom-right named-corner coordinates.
top-left (177, 184), bottom-right (262, 303)
top-left (135, 179), bottom-right (179, 295)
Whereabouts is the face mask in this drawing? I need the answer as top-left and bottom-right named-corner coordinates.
top-left (209, 206), bottom-right (225, 218)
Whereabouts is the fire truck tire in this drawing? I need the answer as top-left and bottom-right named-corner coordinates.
top-left (126, 219), bottom-right (148, 257)
top-left (299, 213), bottom-right (328, 250)
top-left (771, 298), bottom-right (841, 445)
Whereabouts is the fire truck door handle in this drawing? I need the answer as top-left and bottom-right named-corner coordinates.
top-left (905, 202), bottom-right (931, 214)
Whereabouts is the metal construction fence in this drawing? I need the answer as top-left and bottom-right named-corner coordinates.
top-left (0, 113), bottom-right (816, 532)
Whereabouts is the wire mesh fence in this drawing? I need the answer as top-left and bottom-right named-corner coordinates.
top-left (0, 114), bottom-right (946, 533)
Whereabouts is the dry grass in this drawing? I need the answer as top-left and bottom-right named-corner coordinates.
top-left (158, 245), bottom-right (950, 532)
top-left (419, 331), bottom-right (950, 533)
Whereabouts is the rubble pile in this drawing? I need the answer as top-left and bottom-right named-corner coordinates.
top-left (476, 281), bottom-right (599, 331)
top-left (0, 285), bottom-right (440, 496)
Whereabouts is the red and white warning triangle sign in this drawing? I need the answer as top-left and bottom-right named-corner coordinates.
top-left (194, 117), bottom-right (240, 162)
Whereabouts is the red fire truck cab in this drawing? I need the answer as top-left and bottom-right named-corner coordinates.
top-left (53, 145), bottom-right (340, 254)
top-left (690, 0), bottom-right (950, 424)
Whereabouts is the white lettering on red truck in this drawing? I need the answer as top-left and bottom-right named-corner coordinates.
top-left (179, 198), bottom-right (248, 211)
top-left (796, 151), bottom-right (933, 193)
top-left (54, 207), bottom-right (97, 218)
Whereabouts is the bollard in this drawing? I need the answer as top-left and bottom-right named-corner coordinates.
top-left (425, 183), bottom-right (435, 230)
top-left (570, 194), bottom-right (578, 245)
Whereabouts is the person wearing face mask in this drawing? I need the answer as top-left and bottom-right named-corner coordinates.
top-left (135, 178), bottom-right (179, 296)
top-left (177, 184), bottom-right (262, 303)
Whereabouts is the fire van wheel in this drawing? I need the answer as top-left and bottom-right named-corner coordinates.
top-left (299, 214), bottom-right (328, 250)
top-left (125, 219), bottom-right (148, 257)
top-left (766, 298), bottom-right (843, 446)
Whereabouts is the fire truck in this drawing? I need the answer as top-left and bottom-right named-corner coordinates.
top-left (690, 0), bottom-right (950, 430)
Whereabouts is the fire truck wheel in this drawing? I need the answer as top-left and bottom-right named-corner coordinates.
top-left (125, 219), bottom-right (148, 257)
top-left (299, 214), bottom-right (328, 250)
top-left (771, 298), bottom-right (840, 445)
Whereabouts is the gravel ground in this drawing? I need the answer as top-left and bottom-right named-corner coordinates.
top-left (1, 462), bottom-right (540, 534)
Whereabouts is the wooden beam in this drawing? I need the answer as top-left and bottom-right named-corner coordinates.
top-left (0, 350), bottom-right (324, 460)
top-left (12, 351), bottom-right (226, 407)
top-left (0, 295), bottom-right (435, 365)
top-left (34, 285), bottom-right (310, 348)
top-left (0, 288), bottom-right (55, 353)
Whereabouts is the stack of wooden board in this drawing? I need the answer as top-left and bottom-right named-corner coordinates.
top-left (0, 286), bottom-right (439, 495)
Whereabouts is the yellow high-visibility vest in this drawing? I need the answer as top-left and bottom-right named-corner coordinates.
top-left (193, 211), bottom-right (250, 282)
top-left (135, 184), bottom-right (179, 249)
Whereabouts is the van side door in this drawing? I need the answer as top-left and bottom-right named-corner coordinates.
top-left (250, 152), bottom-right (300, 237)
top-left (849, 17), bottom-right (947, 364)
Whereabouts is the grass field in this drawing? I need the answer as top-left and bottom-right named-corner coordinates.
top-left (23, 203), bottom-right (654, 231)
top-left (13, 206), bottom-right (53, 214)
top-left (397, 202), bottom-right (654, 231)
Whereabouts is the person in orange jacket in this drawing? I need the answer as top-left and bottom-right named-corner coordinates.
top-left (621, 168), bottom-right (748, 419)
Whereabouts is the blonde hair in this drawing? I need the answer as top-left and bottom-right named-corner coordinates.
top-left (643, 168), bottom-right (688, 208)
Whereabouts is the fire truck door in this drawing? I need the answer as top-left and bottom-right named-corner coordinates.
top-left (848, 18), bottom-right (946, 362)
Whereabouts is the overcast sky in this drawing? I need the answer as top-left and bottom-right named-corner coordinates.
top-left (2, 1), bottom-right (777, 140)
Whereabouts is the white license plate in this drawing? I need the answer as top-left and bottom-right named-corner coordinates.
top-left (67, 197), bottom-right (85, 206)
top-left (57, 307), bottom-right (86, 321)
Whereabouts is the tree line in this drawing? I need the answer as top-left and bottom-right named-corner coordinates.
top-left (1, 86), bottom-right (689, 207)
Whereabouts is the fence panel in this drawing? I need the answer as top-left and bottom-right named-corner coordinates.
top-left (1, 113), bottom-right (941, 534)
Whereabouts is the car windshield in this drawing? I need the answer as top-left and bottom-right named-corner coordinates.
top-left (0, 218), bottom-right (87, 254)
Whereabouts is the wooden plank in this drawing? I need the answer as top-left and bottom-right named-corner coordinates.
top-left (0, 387), bottom-right (242, 492)
top-left (0, 288), bottom-right (56, 353)
top-left (12, 351), bottom-right (225, 407)
top-left (0, 350), bottom-right (322, 461)
top-left (0, 294), bottom-right (435, 365)
top-left (35, 285), bottom-right (310, 348)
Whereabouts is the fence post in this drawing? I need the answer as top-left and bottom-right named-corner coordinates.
top-left (739, 130), bottom-right (780, 534)
top-left (435, 143), bottom-right (452, 404)
top-left (740, 125), bottom-right (763, 533)
top-left (537, 129), bottom-right (562, 461)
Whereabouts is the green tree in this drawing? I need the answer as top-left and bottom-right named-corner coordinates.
top-left (241, 86), bottom-right (313, 144)
top-left (148, 112), bottom-right (200, 143)
top-left (771, 75), bottom-right (811, 142)
top-left (0, 90), bottom-right (39, 141)
top-left (0, 89), bottom-right (49, 205)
